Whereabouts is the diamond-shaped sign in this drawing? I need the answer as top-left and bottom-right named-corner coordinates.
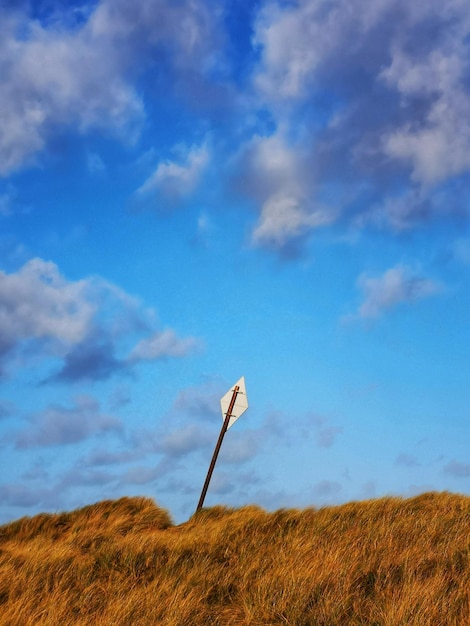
top-left (220, 376), bottom-right (248, 429)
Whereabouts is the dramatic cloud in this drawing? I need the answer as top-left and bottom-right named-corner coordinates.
top-left (3, 0), bottom-right (470, 250)
top-left (1, 0), bottom-right (469, 525)
top-left (245, 0), bottom-right (470, 248)
top-left (15, 395), bottom-right (122, 448)
top-left (0, 258), bottom-right (199, 381)
top-left (0, 0), bottom-right (219, 173)
top-left (354, 265), bottom-right (441, 319)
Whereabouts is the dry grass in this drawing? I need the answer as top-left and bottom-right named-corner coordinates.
top-left (0, 492), bottom-right (469, 625)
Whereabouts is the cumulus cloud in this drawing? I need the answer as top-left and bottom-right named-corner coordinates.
top-left (252, 192), bottom-right (333, 249)
top-left (0, 11), bottom-right (141, 173)
top-left (380, 39), bottom-right (470, 187)
top-left (0, 0), bottom-right (218, 174)
top-left (253, 0), bottom-right (348, 101)
top-left (136, 143), bottom-right (210, 206)
top-left (235, 132), bottom-right (334, 252)
top-left (0, 258), bottom-right (199, 381)
top-left (2, 0), bottom-right (470, 252)
top-left (353, 265), bottom-right (441, 319)
top-left (14, 395), bottom-right (122, 448)
top-left (0, 258), bottom-right (94, 368)
top-left (245, 0), bottom-right (470, 247)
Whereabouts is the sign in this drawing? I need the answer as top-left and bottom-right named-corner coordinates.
top-left (220, 376), bottom-right (248, 429)
top-left (196, 376), bottom-right (249, 512)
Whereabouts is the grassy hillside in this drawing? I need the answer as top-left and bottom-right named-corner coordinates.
top-left (0, 492), bottom-right (469, 625)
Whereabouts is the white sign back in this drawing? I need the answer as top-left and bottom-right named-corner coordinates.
top-left (220, 376), bottom-right (248, 429)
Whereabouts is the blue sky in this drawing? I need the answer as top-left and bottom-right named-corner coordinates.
top-left (1, 0), bottom-right (470, 524)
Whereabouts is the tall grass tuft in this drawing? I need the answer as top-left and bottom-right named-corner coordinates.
top-left (0, 492), bottom-right (469, 624)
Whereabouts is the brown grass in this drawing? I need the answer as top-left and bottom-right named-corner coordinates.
top-left (0, 492), bottom-right (469, 625)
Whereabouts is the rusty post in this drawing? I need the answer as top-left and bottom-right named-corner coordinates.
top-left (195, 385), bottom-right (240, 513)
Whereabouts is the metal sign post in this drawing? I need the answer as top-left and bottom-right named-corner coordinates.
top-left (195, 376), bottom-right (248, 513)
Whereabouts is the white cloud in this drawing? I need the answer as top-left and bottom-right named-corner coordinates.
top-left (0, 0), bottom-right (218, 174)
top-left (253, 2), bottom-right (322, 100)
top-left (253, 0), bottom-right (470, 104)
top-left (381, 47), bottom-right (470, 186)
top-left (0, 13), bottom-right (142, 174)
top-left (0, 258), bottom-right (200, 379)
top-left (355, 265), bottom-right (441, 319)
top-left (252, 0), bottom-right (396, 102)
top-left (249, 0), bottom-right (470, 240)
top-left (252, 192), bottom-right (332, 247)
top-left (137, 143), bottom-right (209, 203)
top-left (0, 258), bottom-right (95, 351)
top-left (128, 329), bottom-right (200, 362)
top-left (236, 132), bottom-right (335, 249)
